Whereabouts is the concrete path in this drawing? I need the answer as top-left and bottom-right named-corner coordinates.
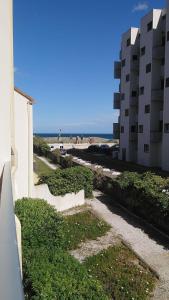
top-left (37, 156), bottom-right (57, 170)
top-left (86, 191), bottom-right (169, 300)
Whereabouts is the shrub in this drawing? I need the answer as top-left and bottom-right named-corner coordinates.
top-left (93, 170), bottom-right (169, 234)
top-left (15, 198), bottom-right (64, 251)
top-left (33, 136), bottom-right (50, 157)
top-left (47, 149), bottom-right (61, 164)
top-left (39, 166), bottom-right (94, 198)
top-left (15, 199), bottom-right (108, 300)
top-left (60, 155), bottom-right (73, 168)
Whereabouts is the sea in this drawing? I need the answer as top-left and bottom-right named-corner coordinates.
top-left (35, 133), bottom-right (113, 140)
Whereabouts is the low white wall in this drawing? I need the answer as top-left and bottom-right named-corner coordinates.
top-left (33, 184), bottom-right (85, 212)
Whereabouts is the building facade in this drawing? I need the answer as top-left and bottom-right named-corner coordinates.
top-left (14, 87), bottom-right (34, 200)
top-left (114, 2), bottom-right (169, 171)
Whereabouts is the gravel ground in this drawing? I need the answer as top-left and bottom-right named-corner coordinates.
top-left (70, 229), bottom-right (120, 262)
top-left (87, 191), bottom-right (169, 300)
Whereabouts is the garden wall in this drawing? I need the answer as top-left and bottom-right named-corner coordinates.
top-left (33, 184), bottom-right (85, 211)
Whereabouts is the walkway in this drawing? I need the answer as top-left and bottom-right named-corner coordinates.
top-left (86, 191), bottom-right (169, 300)
top-left (37, 156), bottom-right (57, 170)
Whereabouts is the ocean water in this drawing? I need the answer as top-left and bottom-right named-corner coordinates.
top-left (35, 133), bottom-right (113, 140)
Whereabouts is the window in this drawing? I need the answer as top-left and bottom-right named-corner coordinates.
top-left (162, 14), bottom-right (166, 21)
top-left (131, 90), bottom-right (137, 97)
top-left (167, 31), bottom-right (169, 42)
top-left (126, 74), bottom-right (130, 82)
top-left (121, 93), bottom-right (125, 100)
top-left (139, 125), bottom-right (143, 133)
top-left (161, 78), bottom-right (164, 90)
top-left (121, 126), bottom-right (124, 133)
top-left (132, 55), bottom-right (138, 61)
top-left (141, 46), bottom-right (145, 56)
top-left (126, 38), bottom-right (131, 47)
top-left (145, 104), bottom-right (150, 113)
top-left (125, 109), bottom-right (129, 116)
top-left (146, 63), bottom-right (151, 73)
top-left (144, 144), bottom-right (150, 153)
top-left (161, 58), bottom-right (165, 66)
top-left (140, 86), bottom-right (144, 95)
top-left (159, 120), bottom-right (163, 132)
top-left (131, 125), bottom-right (136, 132)
top-left (165, 78), bottom-right (169, 88)
top-left (122, 59), bottom-right (125, 67)
top-left (161, 32), bottom-right (166, 46)
top-left (147, 21), bottom-right (152, 32)
top-left (164, 123), bottom-right (169, 133)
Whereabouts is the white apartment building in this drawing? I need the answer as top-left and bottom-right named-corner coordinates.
top-left (114, 2), bottom-right (169, 171)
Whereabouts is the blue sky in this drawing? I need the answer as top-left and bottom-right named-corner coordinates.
top-left (14, 0), bottom-right (165, 134)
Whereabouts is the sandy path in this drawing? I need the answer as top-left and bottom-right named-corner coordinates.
top-left (37, 156), bottom-right (57, 170)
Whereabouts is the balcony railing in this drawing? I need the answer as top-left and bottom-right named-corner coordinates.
top-left (114, 61), bottom-right (121, 79)
top-left (150, 131), bottom-right (162, 143)
top-left (130, 97), bottom-right (138, 107)
top-left (113, 93), bottom-right (120, 109)
top-left (0, 162), bottom-right (24, 300)
top-left (152, 45), bottom-right (165, 60)
top-left (113, 123), bottom-right (120, 139)
top-left (151, 89), bottom-right (164, 102)
top-left (129, 132), bottom-right (138, 142)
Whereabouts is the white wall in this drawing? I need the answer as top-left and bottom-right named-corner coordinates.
top-left (14, 91), bottom-right (33, 199)
top-left (34, 184), bottom-right (85, 212)
top-left (0, 0), bottom-right (14, 173)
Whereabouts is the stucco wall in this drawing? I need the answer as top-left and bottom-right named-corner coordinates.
top-left (33, 184), bottom-right (85, 211)
top-left (14, 91), bottom-right (33, 199)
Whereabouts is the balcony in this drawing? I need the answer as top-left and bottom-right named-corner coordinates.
top-left (129, 132), bottom-right (138, 142)
top-left (114, 61), bottom-right (121, 79)
top-left (131, 61), bottom-right (139, 74)
top-left (153, 45), bottom-right (165, 60)
top-left (150, 131), bottom-right (162, 143)
top-left (151, 89), bottom-right (164, 102)
top-left (130, 97), bottom-right (138, 107)
top-left (0, 162), bottom-right (24, 300)
top-left (113, 123), bottom-right (120, 139)
top-left (113, 93), bottom-right (120, 109)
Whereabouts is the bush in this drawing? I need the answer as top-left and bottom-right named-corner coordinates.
top-left (15, 198), bottom-right (64, 251)
top-left (33, 136), bottom-right (50, 157)
top-left (39, 166), bottom-right (94, 198)
top-left (93, 170), bottom-right (169, 234)
top-left (60, 155), bottom-right (73, 168)
top-left (47, 149), bottom-right (61, 164)
top-left (15, 199), bottom-right (108, 300)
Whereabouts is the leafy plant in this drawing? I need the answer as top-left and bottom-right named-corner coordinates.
top-left (39, 166), bottom-right (94, 198)
top-left (15, 199), bottom-right (108, 300)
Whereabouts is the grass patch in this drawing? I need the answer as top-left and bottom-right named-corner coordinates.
top-left (33, 155), bottom-right (54, 177)
top-left (63, 210), bottom-right (111, 250)
top-left (84, 245), bottom-right (156, 300)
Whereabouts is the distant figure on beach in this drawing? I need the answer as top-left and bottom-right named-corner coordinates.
top-left (81, 135), bottom-right (83, 143)
top-left (89, 137), bottom-right (92, 144)
top-left (76, 136), bottom-right (78, 144)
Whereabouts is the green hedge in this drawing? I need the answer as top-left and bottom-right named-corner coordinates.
top-left (94, 171), bottom-right (169, 234)
top-left (33, 136), bottom-right (50, 157)
top-left (15, 199), bottom-right (108, 300)
top-left (39, 166), bottom-right (93, 198)
top-left (47, 149), bottom-right (73, 169)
